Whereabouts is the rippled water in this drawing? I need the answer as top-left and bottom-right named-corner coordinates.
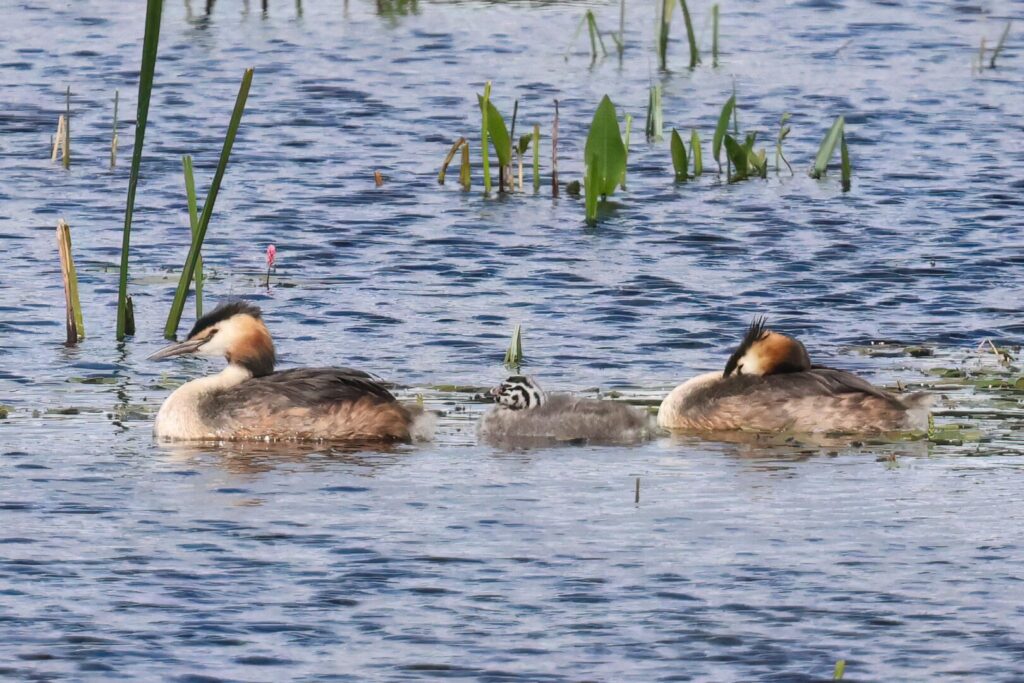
top-left (2, 0), bottom-right (1024, 679)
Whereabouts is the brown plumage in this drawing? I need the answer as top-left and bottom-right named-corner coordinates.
top-left (149, 301), bottom-right (434, 443)
top-left (659, 318), bottom-right (931, 434)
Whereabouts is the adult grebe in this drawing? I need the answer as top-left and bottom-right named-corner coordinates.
top-left (479, 376), bottom-right (656, 445)
top-left (148, 301), bottom-right (434, 443)
top-left (657, 317), bottom-right (931, 434)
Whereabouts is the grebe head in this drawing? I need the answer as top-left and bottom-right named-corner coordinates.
top-left (723, 316), bottom-right (812, 377)
top-left (148, 301), bottom-right (276, 377)
top-left (489, 376), bottom-right (547, 410)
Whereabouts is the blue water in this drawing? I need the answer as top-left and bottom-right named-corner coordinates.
top-left (1, 0), bottom-right (1023, 679)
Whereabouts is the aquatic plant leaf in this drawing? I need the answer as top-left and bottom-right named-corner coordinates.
top-left (117, 0), bottom-right (163, 340)
top-left (584, 95), bottom-right (627, 200)
top-left (481, 82), bottom-right (492, 192)
top-left (690, 129), bottom-right (702, 175)
top-left (679, 0), bottom-right (700, 68)
top-left (165, 67), bottom-right (254, 339)
top-left (670, 128), bottom-right (688, 180)
top-left (518, 133), bottom-right (532, 156)
top-left (840, 131), bottom-right (851, 191)
top-left (477, 95), bottom-right (512, 167)
top-left (503, 324), bottom-right (523, 369)
top-left (723, 133), bottom-right (748, 181)
top-left (712, 94), bottom-right (735, 168)
top-left (811, 115), bottom-right (844, 179)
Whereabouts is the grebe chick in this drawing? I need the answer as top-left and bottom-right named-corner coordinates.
top-left (149, 301), bottom-right (434, 443)
top-left (479, 376), bottom-right (656, 446)
top-left (658, 317), bottom-right (931, 434)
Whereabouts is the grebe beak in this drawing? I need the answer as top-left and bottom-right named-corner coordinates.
top-left (147, 337), bottom-right (206, 361)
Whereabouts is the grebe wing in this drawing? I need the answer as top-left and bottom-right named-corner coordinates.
top-left (248, 367), bottom-right (398, 405)
top-left (792, 368), bottom-right (904, 405)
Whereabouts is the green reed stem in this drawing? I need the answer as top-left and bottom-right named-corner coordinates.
top-left (182, 155), bottom-right (204, 317)
top-left (532, 124), bottom-right (540, 191)
top-left (481, 81), bottom-right (492, 194)
top-left (116, 0), bottom-right (163, 341)
top-left (164, 67), bottom-right (253, 339)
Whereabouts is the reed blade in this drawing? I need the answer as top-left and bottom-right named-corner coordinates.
top-left (480, 82), bottom-right (492, 193)
top-left (110, 90), bottom-right (119, 168)
top-left (670, 128), bottom-right (687, 180)
top-left (811, 115), bottom-right (844, 179)
top-left (532, 124), bottom-right (540, 191)
top-left (503, 324), bottom-right (523, 370)
top-left (164, 67), bottom-right (253, 339)
top-left (990, 21), bottom-right (1012, 68)
top-left (840, 131), bottom-right (851, 192)
top-left (117, 0), bottom-right (163, 340)
top-left (712, 94), bottom-right (735, 171)
top-left (459, 141), bottom-right (471, 190)
top-left (182, 155), bottom-right (204, 317)
top-left (679, 0), bottom-right (700, 68)
top-left (712, 4), bottom-right (719, 67)
top-left (63, 86), bottom-right (71, 169)
top-left (438, 136), bottom-right (467, 184)
top-left (658, 0), bottom-right (672, 70)
top-left (56, 219), bottom-right (84, 344)
top-left (690, 128), bottom-right (702, 176)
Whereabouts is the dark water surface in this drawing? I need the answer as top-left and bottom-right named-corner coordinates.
top-left (2, 0), bottom-right (1024, 679)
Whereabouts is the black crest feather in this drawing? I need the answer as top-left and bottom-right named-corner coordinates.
top-left (723, 316), bottom-right (769, 377)
top-left (187, 300), bottom-right (263, 339)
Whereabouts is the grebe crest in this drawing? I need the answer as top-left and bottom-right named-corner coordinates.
top-left (150, 300), bottom-right (275, 377)
top-left (490, 376), bottom-right (547, 410)
top-left (723, 316), bottom-right (812, 377)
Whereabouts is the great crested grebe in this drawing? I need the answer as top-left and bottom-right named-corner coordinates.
top-left (148, 301), bottom-right (434, 443)
top-left (479, 376), bottom-right (656, 445)
top-left (658, 317), bottom-right (931, 434)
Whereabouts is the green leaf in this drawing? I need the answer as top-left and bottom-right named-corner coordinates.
top-left (724, 133), bottom-right (748, 181)
top-left (840, 131), bottom-right (851, 191)
top-left (584, 95), bottom-right (627, 199)
top-left (477, 94), bottom-right (512, 167)
top-left (670, 128), bottom-right (687, 180)
top-left (690, 129), bottom-right (702, 176)
top-left (518, 133), bottom-right (532, 155)
top-left (116, 0), bottom-right (163, 340)
top-left (712, 94), bottom-right (735, 169)
top-left (584, 160), bottom-right (599, 224)
top-left (811, 115), bottom-right (845, 179)
top-left (165, 68), bottom-right (254, 340)
top-left (481, 82), bottom-right (492, 192)
top-left (503, 324), bottom-right (523, 369)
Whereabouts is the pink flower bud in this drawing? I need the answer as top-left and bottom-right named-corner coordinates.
top-left (266, 244), bottom-right (276, 269)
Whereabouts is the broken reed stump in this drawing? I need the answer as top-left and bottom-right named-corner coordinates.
top-left (56, 219), bottom-right (84, 345)
top-left (51, 115), bottom-right (69, 165)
